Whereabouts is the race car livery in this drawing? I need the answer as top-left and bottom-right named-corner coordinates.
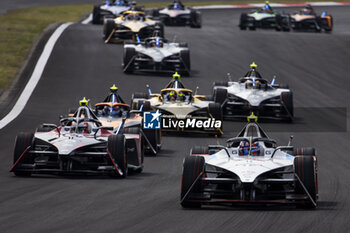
top-left (10, 98), bottom-right (144, 178)
top-left (213, 62), bottom-right (293, 121)
top-left (103, 10), bottom-right (164, 43)
top-left (131, 73), bottom-right (226, 135)
top-left (239, 1), bottom-right (290, 31)
top-left (181, 115), bottom-right (318, 208)
top-left (290, 5), bottom-right (333, 32)
top-left (123, 35), bottom-right (190, 75)
top-left (151, 0), bottom-right (201, 28)
top-left (92, 0), bottom-right (131, 24)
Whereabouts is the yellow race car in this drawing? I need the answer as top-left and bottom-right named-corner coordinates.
top-left (131, 73), bottom-right (227, 136)
top-left (103, 10), bottom-right (164, 43)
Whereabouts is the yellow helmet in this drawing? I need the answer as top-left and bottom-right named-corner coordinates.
top-left (79, 97), bottom-right (89, 106)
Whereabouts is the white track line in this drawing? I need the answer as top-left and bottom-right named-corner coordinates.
top-left (82, 14), bottom-right (92, 24)
top-left (0, 22), bottom-right (73, 130)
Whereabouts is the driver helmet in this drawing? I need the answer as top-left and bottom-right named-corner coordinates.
top-left (116, 0), bottom-right (124, 6)
top-left (78, 122), bottom-right (91, 134)
top-left (246, 80), bottom-right (253, 88)
top-left (251, 143), bottom-right (260, 156)
top-left (169, 91), bottom-right (177, 101)
top-left (239, 141), bottom-right (250, 156)
top-left (301, 5), bottom-right (314, 15)
top-left (104, 105), bottom-right (121, 116)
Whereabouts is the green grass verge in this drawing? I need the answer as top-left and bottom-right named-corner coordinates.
top-left (0, 0), bottom-right (348, 90)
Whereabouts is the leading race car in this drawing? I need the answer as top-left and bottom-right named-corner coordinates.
top-left (103, 10), bottom-right (164, 43)
top-left (131, 72), bottom-right (226, 135)
top-left (239, 1), bottom-right (290, 31)
top-left (92, 0), bottom-right (131, 24)
top-left (213, 62), bottom-right (293, 121)
top-left (123, 33), bottom-right (190, 75)
top-left (290, 5), bottom-right (333, 32)
top-left (151, 0), bottom-right (201, 28)
top-left (10, 98), bottom-right (144, 178)
top-left (94, 84), bottom-right (162, 154)
top-left (180, 115), bottom-right (318, 208)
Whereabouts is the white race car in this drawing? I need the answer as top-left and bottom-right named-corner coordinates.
top-left (180, 115), bottom-right (318, 208)
top-left (213, 62), bottom-right (293, 121)
top-left (92, 0), bottom-right (131, 24)
top-left (123, 35), bottom-right (190, 75)
top-left (151, 1), bottom-right (201, 28)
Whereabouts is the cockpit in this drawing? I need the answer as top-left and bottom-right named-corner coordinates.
top-left (145, 37), bottom-right (164, 48)
top-left (239, 77), bottom-right (269, 89)
top-left (226, 122), bottom-right (276, 156)
top-left (161, 89), bottom-right (192, 103)
top-left (95, 103), bottom-right (130, 118)
top-left (123, 11), bottom-right (145, 21)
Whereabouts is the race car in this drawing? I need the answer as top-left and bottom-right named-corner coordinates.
top-left (122, 33), bottom-right (190, 75)
top-left (180, 115), bottom-right (318, 208)
top-left (151, 0), bottom-right (201, 28)
top-left (213, 62), bottom-right (293, 121)
top-left (94, 84), bottom-right (161, 154)
top-left (92, 0), bottom-right (131, 24)
top-left (290, 5), bottom-right (333, 32)
top-left (239, 1), bottom-right (290, 31)
top-left (103, 10), bottom-right (164, 43)
top-left (131, 72), bottom-right (227, 135)
top-left (10, 98), bottom-right (144, 178)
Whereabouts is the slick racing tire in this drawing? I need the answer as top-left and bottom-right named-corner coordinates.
top-left (239, 13), bottom-right (248, 30)
top-left (123, 127), bottom-right (144, 172)
top-left (190, 10), bottom-right (202, 28)
top-left (181, 156), bottom-right (205, 208)
top-left (92, 5), bottom-right (101, 24)
top-left (123, 47), bottom-right (136, 74)
top-left (191, 146), bottom-right (209, 156)
top-left (213, 88), bottom-right (227, 105)
top-left (294, 156), bottom-right (318, 208)
top-left (281, 91), bottom-right (294, 118)
top-left (293, 147), bottom-right (316, 157)
top-left (137, 100), bottom-right (152, 112)
top-left (213, 81), bottom-right (228, 87)
top-left (103, 19), bottom-right (115, 40)
top-left (208, 103), bottom-right (223, 122)
top-left (108, 134), bottom-right (127, 178)
top-left (143, 128), bottom-right (161, 155)
top-left (180, 50), bottom-right (191, 75)
top-left (13, 132), bottom-right (34, 177)
top-left (132, 92), bottom-right (150, 100)
top-left (152, 9), bottom-right (160, 18)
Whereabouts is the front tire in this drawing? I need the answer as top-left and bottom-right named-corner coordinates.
top-left (13, 132), bottom-right (34, 177)
top-left (103, 19), bottom-right (115, 41)
top-left (108, 134), bottom-right (127, 178)
top-left (180, 50), bottom-right (190, 75)
top-left (294, 156), bottom-right (318, 208)
top-left (281, 91), bottom-right (293, 118)
top-left (92, 5), bottom-right (101, 24)
top-left (123, 47), bottom-right (136, 73)
top-left (181, 156), bottom-right (205, 208)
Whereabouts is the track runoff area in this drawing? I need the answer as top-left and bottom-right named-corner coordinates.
top-left (1, 2), bottom-right (350, 233)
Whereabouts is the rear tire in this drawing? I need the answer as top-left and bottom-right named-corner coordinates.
top-left (281, 91), bottom-right (293, 118)
top-left (13, 132), bottom-right (34, 177)
top-left (108, 134), bottom-right (127, 178)
top-left (293, 147), bottom-right (316, 156)
top-left (239, 13), bottom-right (247, 30)
top-left (132, 92), bottom-right (150, 99)
top-left (213, 81), bottom-right (228, 87)
top-left (208, 102), bottom-right (223, 122)
top-left (143, 129), bottom-right (161, 155)
top-left (294, 156), bottom-right (317, 208)
top-left (180, 50), bottom-right (190, 75)
top-left (190, 11), bottom-right (201, 28)
top-left (92, 5), bottom-right (101, 24)
top-left (123, 47), bottom-right (136, 73)
top-left (213, 88), bottom-right (227, 105)
top-left (181, 156), bottom-right (205, 208)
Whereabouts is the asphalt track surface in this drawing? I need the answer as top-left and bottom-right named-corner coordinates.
top-left (1, 6), bottom-right (350, 233)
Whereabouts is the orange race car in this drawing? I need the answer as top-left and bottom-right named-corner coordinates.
top-left (94, 85), bottom-right (161, 155)
top-left (290, 5), bottom-right (333, 32)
